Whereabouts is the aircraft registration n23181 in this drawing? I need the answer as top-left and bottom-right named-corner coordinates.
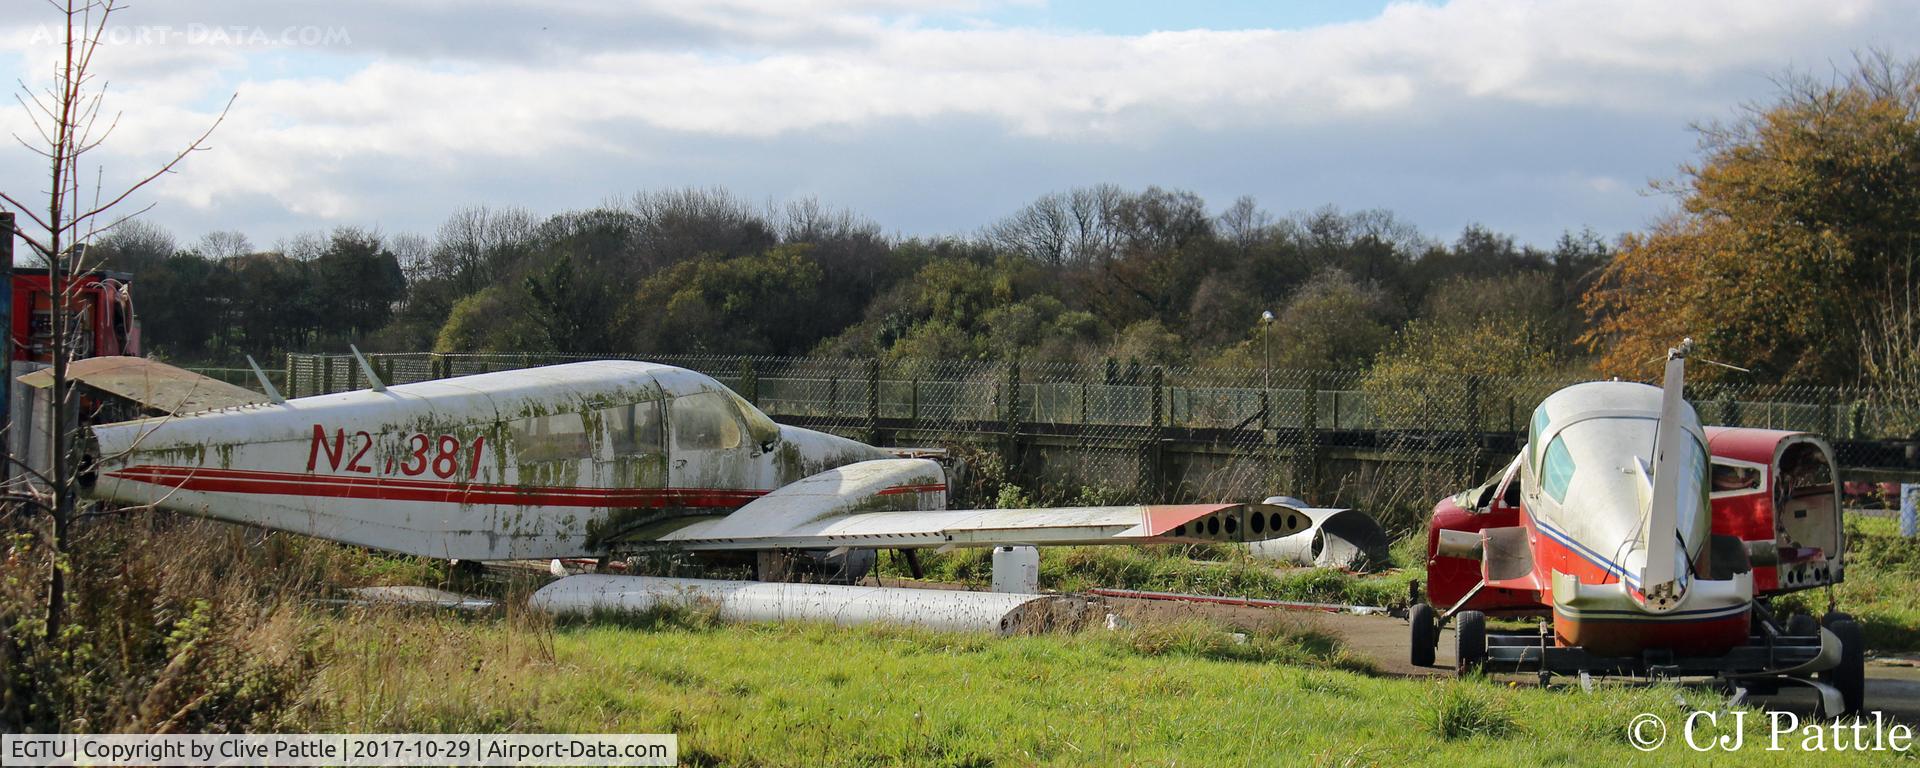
top-left (76, 357), bottom-right (1302, 573)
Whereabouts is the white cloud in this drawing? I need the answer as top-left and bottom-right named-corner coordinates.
top-left (0, 0), bottom-right (1911, 235)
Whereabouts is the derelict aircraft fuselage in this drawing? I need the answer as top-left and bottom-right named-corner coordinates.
top-left (84, 360), bottom-right (1302, 562)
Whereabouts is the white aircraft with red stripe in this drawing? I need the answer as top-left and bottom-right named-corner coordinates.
top-left (1428, 342), bottom-right (1751, 656)
top-left (78, 356), bottom-right (1302, 573)
top-left (1412, 340), bottom-right (1863, 717)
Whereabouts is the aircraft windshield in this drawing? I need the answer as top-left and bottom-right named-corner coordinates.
top-left (726, 391), bottom-right (782, 447)
top-left (672, 391), bottom-right (745, 451)
top-left (1547, 416), bottom-right (1708, 528)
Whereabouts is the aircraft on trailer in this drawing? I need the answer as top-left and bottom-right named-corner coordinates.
top-left (1412, 340), bottom-right (1865, 717)
top-left (52, 352), bottom-right (1308, 580)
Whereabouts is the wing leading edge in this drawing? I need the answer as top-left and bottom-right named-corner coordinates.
top-left (657, 501), bottom-right (1309, 551)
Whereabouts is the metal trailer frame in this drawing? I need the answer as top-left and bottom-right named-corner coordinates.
top-left (1453, 601), bottom-right (1855, 718)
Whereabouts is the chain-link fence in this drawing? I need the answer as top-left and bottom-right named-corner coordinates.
top-left (182, 366), bottom-right (288, 392)
top-left (280, 352), bottom-right (1920, 532)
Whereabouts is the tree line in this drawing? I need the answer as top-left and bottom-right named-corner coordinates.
top-left (94, 192), bottom-right (1608, 373)
top-left (88, 54), bottom-right (1920, 395)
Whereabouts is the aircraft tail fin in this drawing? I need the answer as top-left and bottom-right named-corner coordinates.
top-left (1641, 339), bottom-right (1692, 591)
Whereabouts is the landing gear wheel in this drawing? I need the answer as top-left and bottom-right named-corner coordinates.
top-left (1821, 616), bottom-right (1866, 719)
top-left (1410, 603), bottom-right (1438, 667)
top-left (453, 559), bottom-right (485, 576)
top-left (1454, 611), bottom-right (1487, 678)
top-left (1786, 612), bottom-right (1819, 637)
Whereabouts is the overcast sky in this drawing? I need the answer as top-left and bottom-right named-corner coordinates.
top-left (2, 0), bottom-right (1915, 253)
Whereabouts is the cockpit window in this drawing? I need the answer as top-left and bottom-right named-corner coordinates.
top-left (1538, 416), bottom-right (1710, 529)
top-left (1679, 436), bottom-right (1710, 514)
top-left (1529, 408), bottom-right (1550, 470)
top-left (512, 412), bottom-right (592, 461)
top-left (1711, 462), bottom-right (1763, 494)
top-left (1542, 435), bottom-right (1576, 504)
top-left (672, 391), bottom-right (744, 451)
top-left (602, 399), bottom-right (664, 457)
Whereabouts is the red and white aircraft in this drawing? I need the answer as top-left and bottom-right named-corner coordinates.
top-left (1414, 341), bottom-right (1863, 716)
top-left (71, 356), bottom-right (1303, 576)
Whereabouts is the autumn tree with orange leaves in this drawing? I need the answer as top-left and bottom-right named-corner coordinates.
top-left (1583, 53), bottom-right (1920, 386)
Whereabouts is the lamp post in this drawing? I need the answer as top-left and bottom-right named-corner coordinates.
top-left (1260, 309), bottom-right (1275, 418)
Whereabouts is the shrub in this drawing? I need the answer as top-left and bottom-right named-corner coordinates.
top-left (0, 511), bottom-right (440, 731)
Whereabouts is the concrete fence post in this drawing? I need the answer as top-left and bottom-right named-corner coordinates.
top-left (739, 356), bottom-right (757, 405)
top-left (1902, 483), bottom-right (1918, 539)
top-left (867, 358), bottom-right (881, 444)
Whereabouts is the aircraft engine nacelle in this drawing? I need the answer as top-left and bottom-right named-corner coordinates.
top-left (1242, 497), bottom-right (1390, 571)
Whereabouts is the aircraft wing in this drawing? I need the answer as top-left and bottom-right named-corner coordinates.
top-left (658, 502), bottom-right (1308, 550)
top-left (645, 458), bottom-right (1308, 551)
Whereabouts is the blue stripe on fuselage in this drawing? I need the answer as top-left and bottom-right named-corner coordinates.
top-left (1533, 516), bottom-right (1642, 590)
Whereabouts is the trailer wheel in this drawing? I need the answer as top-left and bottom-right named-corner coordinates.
top-left (1410, 603), bottom-right (1437, 667)
top-left (1455, 611), bottom-right (1487, 677)
top-left (1820, 617), bottom-right (1865, 718)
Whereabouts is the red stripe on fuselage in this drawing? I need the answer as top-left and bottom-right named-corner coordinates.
top-left (875, 483), bottom-right (947, 496)
top-left (106, 465), bottom-right (767, 510)
top-left (1519, 512), bottom-right (1647, 602)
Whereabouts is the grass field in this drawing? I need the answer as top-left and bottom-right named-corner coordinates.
top-left (9, 511), bottom-right (1919, 763)
top-left (286, 515), bottom-right (1918, 766)
top-left (298, 509), bottom-right (1920, 765)
top-left (875, 535), bottom-right (1429, 610)
top-left (301, 606), bottom-right (1850, 767)
top-left (1780, 515), bottom-right (1920, 653)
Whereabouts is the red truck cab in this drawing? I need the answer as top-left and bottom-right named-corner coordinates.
top-left (10, 268), bottom-right (141, 362)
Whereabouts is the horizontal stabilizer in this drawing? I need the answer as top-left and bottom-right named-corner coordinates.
top-left (18, 356), bottom-right (267, 415)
